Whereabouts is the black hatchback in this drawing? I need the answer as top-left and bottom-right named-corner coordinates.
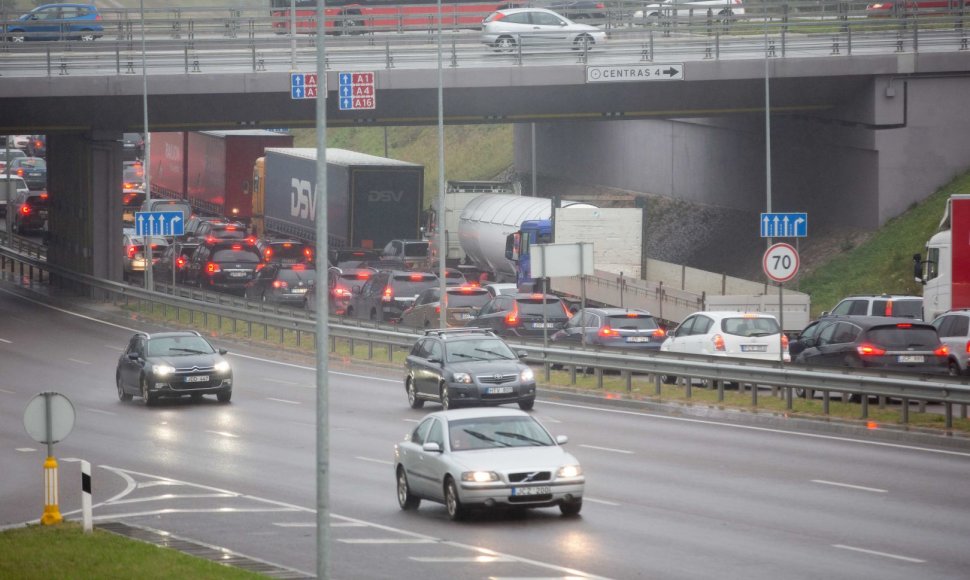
top-left (470, 293), bottom-right (572, 338)
top-left (115, 331), bottom-right (233, 405)
top-left (790, 316), bottom-right (949, 376)
top-left (184, 239), bottom-right (263, 294)
top-left (551, 307), bottom-right (666, 350)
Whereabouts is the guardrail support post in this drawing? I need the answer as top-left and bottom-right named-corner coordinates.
top-left (944, 402), bottom-right (953, 430)
top-left (367, 341), bottom-right (374, 360)
top-left (594, 367), bottom-right (603, 389)
top-left (822, 390), bottom-right (830, 415)
top-left (569, 365), bottom-right (577, 385)
top-left (387, 344), bottom-right (394, 362)
top-left (715, 379), bottom-right (723, 402)
top-left (622, 370), bottom-right (631, 393)
top-left (684, 377), bottom-right (692, 398)
top-left (750, 383), bottom-right (757, 406)
top-left (917, 399), bottom-right (926, 414)
top-left (860, 395), bottom-right (869, 419)
top-left (785, 387), bottom-right (792, 410)
top-left (901, 398), bottom-right (909, 424)
top-left (330, 334), bottom-right (336, 353)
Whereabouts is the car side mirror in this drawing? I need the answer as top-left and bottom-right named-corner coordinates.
top-left (127, 352), bottom-right (139, 360)
top-left (518, 351), bottom-right (528, 359)
top-left (219, 348), bottom-right (228, 355)
top-left (913, 253), bottom-right (926, 285)
top-left (556, 435), bottom-right (568, 445)
top-left (422, 442), bottom-right (442, 453)
top-left (820, 311), bottom-right (830, 317)
top-left (428, 357), bottom-right (442, 365)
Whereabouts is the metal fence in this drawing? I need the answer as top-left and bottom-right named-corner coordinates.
top-left (3, 235), bottom-right (970, 429)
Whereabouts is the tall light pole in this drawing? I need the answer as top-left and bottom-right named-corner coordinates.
top-left (141, 0), bottom-right (153, 293)
top-left (436, 0), bottom-right (446, 329)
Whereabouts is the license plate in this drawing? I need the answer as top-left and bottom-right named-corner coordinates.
top-left (531, 323), bottom-right (554, 329)
top-left (185, 375), bottom-right (209, 383)
top-left (898, 355), bottom-right (924, 363)
top-left (741, 345), bottom-right (768, 352)
top-left (292, 288), bottom-right (308, 294)
top-left (229, 271), bottom-right (248, 278)
top-left (626, 336), bottom-right (649, 343)
top-left (511, 486), bottom-right (551, 496)
top-left (487, 386), bottom-right (514, 394)
top-left (459, 313), bottom-right (474, 319)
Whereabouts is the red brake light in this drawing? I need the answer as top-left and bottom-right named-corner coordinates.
top-left (965, 340), bottom-right (970, 354)
top-left (291, 264), bottom-right (305, 270)
top-left (39, 192), bottom-right (48, 200)
top-left (273, 280), bottom-right (288, 289)
top-left (333, 287), bottom-right (351, 297)
top-left (896, 323), bottom-right (912, 328)
top-left (16, 168), bottom-right (24, 177)
top-left (459, 285), bottom-right (475, 293)
top-left (712, 334), bottom-right (726, 351)
top-left (20, 204), bottom-right (30, 215)
top-left (410, 274), bottom-right (424, 281)
top-left (304, 248), bottom-right (313, 258)
top-left (176, 256), bottom-right (186, 269)
top-left (206, 262), bottom-right (221, 274)
top-left (857, 343), bottom-right (886, 356)
top-left (126, 245), bottom-right (137, 259)
top-left (255, 263), bottom-right (265, 272)
top-left (781, 334), bottom-right (790, 350)
top-left (231, 244), bottom-right (242, 251)
top-left (246, 236), bottom-right (257, 244)
top-left (226, 225), bottom-right (237, 231)
top-left (356, 272), bottom-right (370, 280)
top-left (435, 305), bottom-right (441, 314)
top-left (382, 286), bottom-right (393, 301)
top-left (264, 248), bottom-right (273, 259)
top-left (283, 243), bottom-right (292, 248)
top-left (505, 304), bottom-right (519, 326)
top-left (598, 326), bottom-right (618, 338)
top-left (531, 293), bottom-right (543, 299)
top-left (206, 236), bottom-right (218, 244)
top-left (934, 345), bottom-right (950, 357)
top-left (652, 328), bottom-right (666, 338)
top-left (626, 312), bottom-right (639, 318)
top-left (885, 301), bottom-right (893, 316)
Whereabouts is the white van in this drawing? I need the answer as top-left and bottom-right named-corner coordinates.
top-left (0, 174), bottom-right (30, 217)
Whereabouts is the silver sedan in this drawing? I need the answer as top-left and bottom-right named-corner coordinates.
top-left (394, 408), bottom-right (585, 520)
top-left (481, 7), bottom-right (606, 52)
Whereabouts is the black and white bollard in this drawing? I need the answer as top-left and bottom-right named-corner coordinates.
top-left (81, 460), bottom-right (92, 533)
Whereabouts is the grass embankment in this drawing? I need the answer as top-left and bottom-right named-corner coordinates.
top-left (0, 523), bottom-right (262, 580)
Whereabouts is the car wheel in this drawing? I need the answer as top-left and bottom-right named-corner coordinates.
top-left (559, 499), bottom-right (583, 517)
top-left (518, 397), bottom-right (535, 411)
top-left (80, 31), bottom-right (97, 42)
top-left (573, 34), bottom-right (595, 50)
top-left (444, 477), bottom-right (465, 521)
top-left (217, 389), bottom-right (232, 403)
top-left (948, 361), bottom-right (961, 377)
top-left (794, 387), bottom-right (814, 399)
top-left (370, 309), bottom-right (377, 321)
top-left (440, 383), bottom-right (452, 410)
top-left (116, 374), bottom-right (132, 402)
top-left (661, 374), bottom-right (677, 385)
top-left (396, 467), bottom-right (421, 510)
top-left (406, 378), bottom-right (424, 409)
top-left (337, 18), bottom-right (363, 35)
top-left (141, 376), bottom-right (156, 407)
top-left (9, 32), bottom-right (26, 43)
top-left (494, 36), bottom-right (516, 52)
top-left (346, 306), bottom-right (354, 318)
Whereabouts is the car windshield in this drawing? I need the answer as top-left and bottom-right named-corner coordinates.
top-left (721, 317), bottom-right (780, 337)
top-left (391, 274), bottom-right (437, 295)
top-left (517, 298), bottom-right (566, 317)
top-left (265, 244), bottom-right (308, 263)
top-left (403, 243), bottom-right (429, 257)
top-left (147, 335), bottom-right (215, 356)
top-left (15, 158), bottom-right (45, 169)
top-left (278, 268), bottom-right (315, 284)
top-left (448, 415), bottom-right (554, 451)
top-left (866, 326), bottom-right (940, 349)
top-left (445, 290), bottom-right (491, 308)
top-left (212, 249), bottom-right (260, 263)
top-left (605, 314), bottom-right (659, 330)
top-left (446, 338), bottom-right (517, 362)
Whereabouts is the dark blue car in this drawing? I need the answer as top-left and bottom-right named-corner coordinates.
top-left (8, 4), bottom-right (103, 42)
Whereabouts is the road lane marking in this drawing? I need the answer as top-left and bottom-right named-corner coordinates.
top-left (266, 397), bottom-right (301, 405)
top-left (411, 556), bottom-right (517, 563)
top-left (205, 430), bottom-right (238, 439)
top-left (356, 456), bottom-right (393, 466)
top-left (105, 344), bottom-right (124, 351)
top-left (339, 539), bottom-right (436, 544)
top-left (832, 544), bottom-right (925, 563)
top-left (0, 388), bottom-right (15, 395)
top-left (583, 497), bottom-right (620, 506)
top-left (262, 378), bottom-right (300, 386)
top-left (15, 448), bottom-right (35, 452)
top-left (84, 408), bottom-right (116, 416)
top-left (580, 444), bottom-right (633, 454)
top-left (274, 522), bottom-right (367, 528)
top-left (68, 358), bottom-right (91, 365)
top-left (0, 338), bottom-right (11, 343)
top-left (812, 480), bottom-right (887, 493)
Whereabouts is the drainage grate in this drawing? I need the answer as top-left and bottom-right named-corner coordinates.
top-left (97, 521), bottom-right (314, 579)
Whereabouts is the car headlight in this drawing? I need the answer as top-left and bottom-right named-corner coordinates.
top-left (520, 368), bottom-right (534, 382)
top-left (152, 364), bottom-right (175, 377)
top-left (556, 464), bottom-right (583, 478)
top-left (214, 360), bottom-right (231, 373)
top-left (453, 372), bottom-right (472, 384)
top-left (461, 471), bottom-right (499, 483)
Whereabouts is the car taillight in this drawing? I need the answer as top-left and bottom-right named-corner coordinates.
top-left (255, 263), bottom-right (265, 272)
top-left (273, 280), bottom-right (288, 289)
top-left (20, 204), bottom-right (31, 215)
top-left (781, 334), bottom-right (789, 350)
top-left (598, 326), bottom-right (619, 338)
top-left (176, 257), bottom-right (186, 269)
top-left (652, 328), bottom-right (666, 338)
top-left (333, 287), bottom-right (351, 297)
top-left (304, 247), bottom-right (314, 260)
top-left (934, 345), bottom-right (949, 357)
top-left (382, 286), bottom-right (393, 302)
top-left (435, 305), bottom-right (441, 314)
top-left (885, 302), bottom-right (894, 316)
top-left (126, 245), bottom-right (137, 259)
top-left (206, 262), bottom-right (221, 274)
top-left (896, 323), bottom-right (912, 328)
top-left (712, 334), bottom-right (726, 351)
top-left (563, 303), bottom-right (573, 318)
top-left (264, 248), bottom-right (273, 260)
top-left (857, 343), bottom-right (886, 356)
top-left (505, 305), bottom-right (519, 326)
top-left (16, 168), bottom-right (24, 177)
top-left (966, 340), bottom-right (970, 354)
top-left (410, 274), bottom-right (425, 281)
top-left (357, 272), bottom-right (370, 280)
top-left (231, 244), bottom-right (242, 251)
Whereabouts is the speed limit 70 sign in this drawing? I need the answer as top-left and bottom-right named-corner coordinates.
top-left (763, 243), bottom-right (799, 283)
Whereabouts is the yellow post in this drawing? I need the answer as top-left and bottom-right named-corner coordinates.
top-left (40, 456), bottom-right (62, 525)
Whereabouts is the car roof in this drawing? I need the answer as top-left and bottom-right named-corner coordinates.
top-left (584, 307), bottom-right (653, 316)
top-left (838, 294), bottom-right (922, 300)
top-left (827, 316), bottom-right (937, 330)
top-left (495, 7), bottom-right (562, 15)
top-left (429, 407), bottom-right (530, 421)
top-left (138, 330), bottom-right (202, 340)
top-left (689, 311), bottom-right (778, 319)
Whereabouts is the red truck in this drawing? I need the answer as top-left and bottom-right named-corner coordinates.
top-left (149, 130), bottom-right (294, 223)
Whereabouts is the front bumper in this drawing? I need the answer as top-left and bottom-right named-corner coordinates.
top-left (459, 478), bottom-right (585, 509)
top-left (149, 375), bottom-right (233, 397)
top-left (446, 381), bottom-right (536, 406)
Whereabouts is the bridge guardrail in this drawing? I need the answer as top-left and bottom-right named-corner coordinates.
top-left (2, 238), bottom-right (969, 430)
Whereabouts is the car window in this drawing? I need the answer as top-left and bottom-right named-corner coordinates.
top-left (505, 12), bottom-right (530, 24)
top-left (445, 291), bottom-right (490, 309)
top-left (606, 314), bottom-right (658, 330)
top-left (691, 316), bottom-right (714, 335)
top-left (891, 300), bottom-right (923, 319)
top-left (951, 316), bottom-right (970, 337)
top-left (403, 243), bottom-right (429, 257)
top-left (516, 297), bottom-right (566, 317)
top-left (448, 415), bottom-right (554, 451)
top-left (426, 419), bottom-right (444, 448)
top-left (817, 322), bottom-right (839, 346)
top-left (871, 300), bottom-right (890, 316)
top-left (832, 299), bottom-right (866, 316)
top-left (212, 249), bottom-right (260, 263)
top-left (673, 316), bottom-right (695, 338)
top-left (831, 322), bottom-right (861, 344)
top-left (390, 274), bottom-right (437, 296)
top-left (866, 326), bottom-right (941, 349)
top-left (410, 417), bottom-right (433, 445)
top-left (532, 11), bottom-right (564, 26)
top-left (146, 335), bottom-right (215, 356)
top-left (277, 268), bottom-right (314, 284)
top-left (427, 341), bottom-right (443, 361)
top-left (721, 317), bottom-right (779, 337)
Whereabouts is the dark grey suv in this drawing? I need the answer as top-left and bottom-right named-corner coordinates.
top-left (346, 269), bottom-right (438, 322)
top-left (470, 293), bottom-right (571, 338)
top-left (551, 307), bottom-right (666, 350)
top-left (404, 328), bottom-right (536, 411)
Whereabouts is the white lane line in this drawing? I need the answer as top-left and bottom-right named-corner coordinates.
top-left (84, 408), bottom-right (116, 416)
top-left (105, 344), bottom-right (124, 351)
top-left (356, 456), bottom-right (393, 466)
top-left (0, 338), bottom-right (11, 343)
top-left (274, 522), bottom-right (368, 528)
top-left (263, 378), bottom-right (300, 386)
top-left (812, 480), bottom-right (887, 493)
top-left (832, 544), bottom-right (925, 563)
top-left (68, 358), bottom-right (91, 365)
top-left (15, 448), bottom-right (35, 453)
top-left (339, 539), bottom-right (437, 544)
top-left (403, 418), bottom-right (420, 423)
top-left (266, 397), bottom-right (301, 405)
top-left (0, 388), bottom-right (15, 395)
top-left (205, 430), bottom-right (239, 439)
top-left (580, 444), bottom-right (633, 455)
top-left (583, 497), bottom-right (620, 506)
top-left (541, 400), bottom-right (970, 458)
top-left (411, 556), bottom-right (517, 563)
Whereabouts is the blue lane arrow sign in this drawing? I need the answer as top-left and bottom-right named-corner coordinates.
top-left (135, 211), bottom-right (185, 236)
top-left (760, 212), bottom-right (808, 238)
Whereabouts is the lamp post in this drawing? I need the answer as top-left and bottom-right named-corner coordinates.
top-left (436, 0), bottom-right (447, 329)
top-left (141, 0), bottom-right (153, 293)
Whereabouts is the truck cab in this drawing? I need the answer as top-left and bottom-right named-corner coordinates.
top-left (504, 219), bottom-right (553, 292)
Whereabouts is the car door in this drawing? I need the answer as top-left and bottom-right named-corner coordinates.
top-left (664, 315), bottom-right (696, 354)
top-left (689, 315), bottom-right (715, 355)
top-left (555, 309), bottom-right (586, 345)
top-left (421, 340), bottom-right (445, 396)
top-left (933, 314), bottom-right (968, 371)
top-left (25, 6), bottom-right (61, 39)
top-left (399, 418), bottom-right (435, 498)
top-left (119, 336), bottom-right (145, 390)
top-left (814, 321), bottom-right (861, 367)
top-left (529, 10), bottom-right (570, 44)
top-left (419, 418), bottom-right (449, 502)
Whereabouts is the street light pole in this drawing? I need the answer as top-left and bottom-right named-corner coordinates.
top-left (436, 0), bottom-right (446, 329)
top-left (141, 0), bottom-right (153, 293)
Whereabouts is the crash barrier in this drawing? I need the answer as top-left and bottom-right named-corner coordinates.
top-left (2, 238), bottom-right (969, 430)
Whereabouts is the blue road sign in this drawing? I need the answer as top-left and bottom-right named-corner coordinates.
top-left (338, 71), bottom-right (375, 110)
top-left (135, 211), bottom-right (185, 237)
top-left (760, 212), bottom-right (808, 238)
top-left (290, 72), bottom-right (320, 100)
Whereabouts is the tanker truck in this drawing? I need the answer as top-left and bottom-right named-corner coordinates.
top-left (457, 194), bottom-right (644, 290)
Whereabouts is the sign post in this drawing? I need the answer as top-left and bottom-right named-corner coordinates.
top-left (763, 242), bottom-right (799, 366)
top-left (23, 392), bottom-right (76, 526)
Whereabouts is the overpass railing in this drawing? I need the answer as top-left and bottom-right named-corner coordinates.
top-left (2, 236), bottom-right (969, 431)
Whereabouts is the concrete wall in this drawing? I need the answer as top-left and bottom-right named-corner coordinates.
top-left (515, 76), bottom-right (970, 231)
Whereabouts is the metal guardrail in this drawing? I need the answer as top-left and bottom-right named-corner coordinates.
top-left (2, 239), bottom-right (970, 429)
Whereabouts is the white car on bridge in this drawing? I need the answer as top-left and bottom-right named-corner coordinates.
top-left (634, 0), bottom-right (745, 19)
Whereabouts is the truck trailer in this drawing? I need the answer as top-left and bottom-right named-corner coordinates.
top-left (252, 148), bottom-right (424, 249)
top-left (915, 193), bottom-right (970, 321)
top-left (148, 130), bottom-right (294, 221)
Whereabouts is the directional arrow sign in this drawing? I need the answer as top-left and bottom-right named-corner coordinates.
top-left (135, 211), bottom-right (185, 236)
top-left (760, 212), bottom-right (808, 238)
top-left (586, 64), bottom-right (685, 83)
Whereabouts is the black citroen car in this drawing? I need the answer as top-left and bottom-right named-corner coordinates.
top-left (115, 331), bottom-right (233, 405)
top-left (184, 238), bottom-right (263, 294)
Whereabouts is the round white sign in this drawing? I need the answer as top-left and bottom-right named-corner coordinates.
top-left (763, 243), bottom-right (800, 283)
top-left (23, 392), bottom-right (76, 445)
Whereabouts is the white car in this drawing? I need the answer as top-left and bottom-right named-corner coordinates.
top-left (481, 7), bottom-right (606, 52)
top-left (635, 0), bottom-right (745, 19)
top-left (659, 311), bottom-right (790, 381)
top-left (394, 408), bottom-right (585, 520)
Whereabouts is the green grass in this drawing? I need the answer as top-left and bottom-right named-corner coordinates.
top-left (0, 522), bottom-right (263, 580)
top-left (799, 171), bottom-right (970, 316)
